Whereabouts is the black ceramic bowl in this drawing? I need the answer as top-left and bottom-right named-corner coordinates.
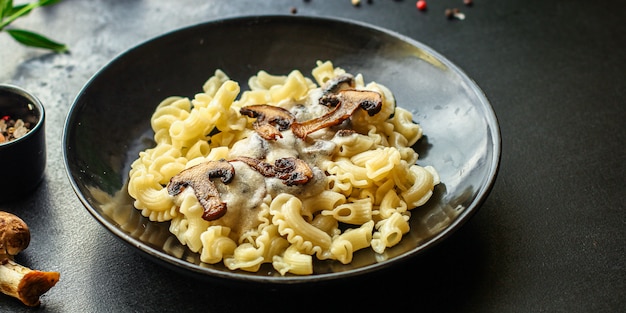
top-left (63, 15), bottom-right (500, 284)
top-left (0, 84), bottom-right (46, 202)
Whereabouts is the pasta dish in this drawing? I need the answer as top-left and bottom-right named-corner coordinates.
top-left (127, 61), bottom-right (439, 275)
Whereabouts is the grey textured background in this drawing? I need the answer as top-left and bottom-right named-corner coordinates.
top-left (1, 0), bottom-right (624, 312)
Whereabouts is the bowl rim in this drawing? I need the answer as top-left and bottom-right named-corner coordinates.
top-left (63, 14), bottom-right (502, 284)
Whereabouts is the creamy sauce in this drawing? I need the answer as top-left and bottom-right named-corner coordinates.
top-left (213, 162), bottom-right (267, 238)
top-left (217, 90), bottom-right (340, 239)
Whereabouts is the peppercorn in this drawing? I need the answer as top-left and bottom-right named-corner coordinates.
top-left (416, 0), bottom-right (427, 11)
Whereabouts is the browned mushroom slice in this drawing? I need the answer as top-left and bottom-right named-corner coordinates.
top-left (240, 105), bottom-right (295, 140)
top-left (167, 160), bottom-right (235, 221)
top-left (336, 129), bottom-right (357, 137)
top-left (230, 156), bottom-right (276, 177)
top-left (291, 89), bottom-right (383, 139)
top-left (321, 73), bottom-right (355, 95)
top-left (230, 156), bottom-right (313, 186)
top-left (274, 157), bottom-right (313, 186)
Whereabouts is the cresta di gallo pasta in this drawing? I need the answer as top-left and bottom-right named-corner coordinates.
top-left (127, 61), bottom-right (439, 275)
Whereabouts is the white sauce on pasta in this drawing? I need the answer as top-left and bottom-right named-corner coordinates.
top-left (127, 61), bottom-right (439, 275)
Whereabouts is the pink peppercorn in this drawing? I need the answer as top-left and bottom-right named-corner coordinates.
top-left (416, 0), bottom-right (427, 11)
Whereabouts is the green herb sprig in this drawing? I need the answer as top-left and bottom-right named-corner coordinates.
top-left (0, 0), bottom-right (67, 52)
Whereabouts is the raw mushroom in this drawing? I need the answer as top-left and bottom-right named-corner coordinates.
top-left (0, 211), bottom-right (30, 257)
top-left (240, 105), bottom-right (295, 140)
top-left (291, 89), bottom-right (383, 139)
top-left (167, 160), bottom-right (235, 221)
top-left (0, 211), bottom-right (60, 307)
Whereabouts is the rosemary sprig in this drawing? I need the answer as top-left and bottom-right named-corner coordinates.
top-left (0, 0), bottom-right (68, 53)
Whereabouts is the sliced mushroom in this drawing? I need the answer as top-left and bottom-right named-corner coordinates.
top-left (230, 156), bottom-right (313, 186)
top-left (273, 157), bottom-right (313, 186)
top-left (291, 89), bottom-right (383, 139)
top-left (321, 73), bottom-right (355, 95)
top-left (229, 156), bottom-right (276, 178)
top-left (336, 129), bottom-right (357, 137)
top-left (167, 160), bottom-right (235, 221)
top-left (240, 105), bottom-right (295, 140)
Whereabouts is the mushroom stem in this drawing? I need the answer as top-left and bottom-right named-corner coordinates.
top-left (0, 259), bottom-right (60, 307)
top-left (0, 211), bottom-right (60, 307)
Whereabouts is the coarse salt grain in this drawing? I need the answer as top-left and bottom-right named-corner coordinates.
top-left (0, 118), bottom-right (31, 143)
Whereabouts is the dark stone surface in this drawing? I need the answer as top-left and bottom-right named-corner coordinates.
top-left (0, 0), bottom-right (624, 312)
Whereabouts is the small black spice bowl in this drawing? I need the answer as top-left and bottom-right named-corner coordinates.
top-left (0, 84), bottom-right (46, 202)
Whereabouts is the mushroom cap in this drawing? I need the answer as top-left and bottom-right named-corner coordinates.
top-left (167, 160), bottom-right (236, 221)
top-left (0, 211), bottom-right (31, 256)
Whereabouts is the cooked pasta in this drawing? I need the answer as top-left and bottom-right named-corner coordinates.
top-left (127, 61), bottom-right (439, 275)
